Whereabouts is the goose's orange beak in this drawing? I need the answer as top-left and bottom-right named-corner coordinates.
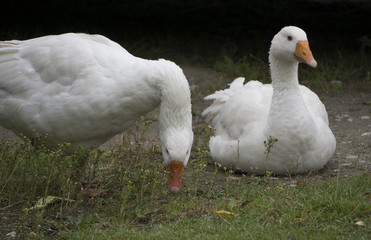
top-left (167, 161), bottom-right (184, 194)
top-left (294, 40), bottom-right (317, 68)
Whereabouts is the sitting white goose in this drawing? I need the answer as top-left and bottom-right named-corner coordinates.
top-left (0, 33), bottom-right (193, 193)
top-left (202, 26), bottom-right (336, 174)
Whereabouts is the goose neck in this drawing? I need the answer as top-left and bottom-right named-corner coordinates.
top-left (269, 56), bottom-right (300, 92)
top-left (151, 60), bottom-right (192, 130)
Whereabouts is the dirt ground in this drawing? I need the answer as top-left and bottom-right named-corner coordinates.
top-left (0, 65), bottom-right (370, 183)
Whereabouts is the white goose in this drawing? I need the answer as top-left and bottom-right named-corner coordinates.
top-left (202, 26), bottom-right (336, 174)
top-left (0, 33), bottom-right (193, 193)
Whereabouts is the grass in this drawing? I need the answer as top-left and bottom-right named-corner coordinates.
top-left (64, 174), bottom-right (370, 240)
top-left (0, 123), bottom-right (370, 239)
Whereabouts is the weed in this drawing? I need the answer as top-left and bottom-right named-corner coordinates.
top-left (0, 136), bottom-right (88, 209)
top-left (140, 116), bottom-right (158, 141)
top-left (262, 136), bottom-right (278, 183)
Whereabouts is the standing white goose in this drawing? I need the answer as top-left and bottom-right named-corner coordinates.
top-left (0, 33), bottom-right (193, 193)
top-left (202, 26), bottom-right (336, 174)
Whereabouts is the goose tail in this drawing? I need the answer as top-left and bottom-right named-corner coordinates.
top-left (202, 77), bottom-right (245, 124)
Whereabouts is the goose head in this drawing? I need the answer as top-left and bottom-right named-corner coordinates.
top-left (160, 128), bottom-right (193, 194)
top-left (270, 26), bottom-right (317, 68)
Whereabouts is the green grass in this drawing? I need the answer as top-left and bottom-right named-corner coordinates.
top-left (63, 172), bottom-right (370, 239)
top-left (0, 126), bottom-right (370, 239)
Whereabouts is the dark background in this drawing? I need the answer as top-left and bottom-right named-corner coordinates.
top-left (1, 0), bottom-right (370, 65)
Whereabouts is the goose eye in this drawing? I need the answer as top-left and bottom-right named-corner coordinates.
top-left (186, 150), bottom-right (189, 155)
top-left (287, 36), bottom-right (293, 41)
top-left (166, 148), bottom-right (169, 154)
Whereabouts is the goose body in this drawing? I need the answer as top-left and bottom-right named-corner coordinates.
top-left (0, 33), bottom-right (193, 193)
top-left (202, 26), bottom-right (336, 174)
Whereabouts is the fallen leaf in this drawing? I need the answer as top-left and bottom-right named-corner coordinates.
top-left (6, 231), bottom-right (16, 238)
top-left (24, 195), bottom-right (74, 211)
top-left (355, 220), bottom-right (366, 226)
top-left (216, 210), bottom-right (236, 218)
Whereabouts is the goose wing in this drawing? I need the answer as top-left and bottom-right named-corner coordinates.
top-left (0, 33), bottom-right (132, 139)
top-left (202, 78), bottom-right (272, 140)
